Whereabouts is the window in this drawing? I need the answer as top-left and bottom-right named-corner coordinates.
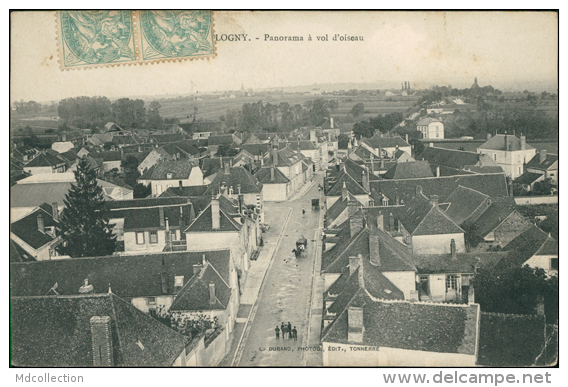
top-left (136, 232), bottom-right (145, 244)
top-left (147, 297), bottom-right (156, 305)
top-left (494, 154), bottom-right (497, 161)
top-left (419, 275), bottom-right (430, 295)
top-left (436, 133), bottom-right (439, 138)
top-left (382, 197), bottom-right (389, 206)
top-left (149, 231), bottom-right (158, 244)
top-left (446, 275), bottom-right (458, 290)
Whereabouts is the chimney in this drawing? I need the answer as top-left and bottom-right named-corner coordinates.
top-left (310, 129), bottom-right (316, 141)
top-left (342, 182), bottom-right (348, 201)
top-left (348, 203), bottom-right (364, 236)
top-left (349, 255), bottom-right (361, 276)
top-left (436, 166), bottom-right (440, 177)
top-left (377, 213), bottom-right (384, 231)
top-left (380, 154), bottom-right (385, 169)
top-left (468, 286), bottom-right (475, 304)
top-left (370, 153), bottom-right (375, 174)
top-left (219, 156), bottom-right (223, 168)
top-left (347, 307), bottom-right (364, 343)
top-left (451, 239), bottom-right (457, 260)
top-left (330, 117), bottom-right (334, 129)
top-left (211, 196), bottom-right (220, 230)
top-left (271, 148), bottom-right (278, 166)
top-left (389, 212), bottom-right (395, 231)
top-left (90, 316), bottom-right (114, 366)
top-left (429, 142), bottom-right (434, 148)
top-left (505, 135), bottom-right (510, 151)
top-left (508, 179), bottom-right (513, 197)
top-left (520, 134), bottom-right (526, 150)
top-left (368, 222), bottom-right (381, 266)
top-left (224, 162), bottom-right (230, 175)
top-left (77, 278), bottom-right (95, 294)
top-left (539, 149), bottom-right (547, 163)
top-left (395, 190), bottom-right (400, 205)
top-left (487, 133), bottom-right (492, 141)
top-left (37, 213), bottom-right (45, 233)
top-left (415, 185), bottom-right (423, 198)
top-left (238, 194), bottom-right (244, 214)
top-left (159, 206), bottom-right (165, 227)
top-left (430, 195), bottom-right (438, 207)
top-left (179, 206), bottom-right (185, 233)
top-left (51, 202), bottom-right (58, 221)
top-left (209, 283), bottom-right (216, 305)
top-left (178, 180), bottom-right (183, 189)
top-left (270, 166), bottom-right (275, 182)
top-left (362, 170), bottom-right (370, 192)
top-left (237, 184), bottom-right (241, 195)
top-left (193, 264), bottom-right (203, 275)
top-left (62, 133), bottom-right (67, 142)
top-left (405, 133), bottom-right (409, 143)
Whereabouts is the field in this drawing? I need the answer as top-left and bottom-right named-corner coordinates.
top-left (158, 93), bottom-right (419, 124)
top-left (423, 140), bottom-right (558, 154)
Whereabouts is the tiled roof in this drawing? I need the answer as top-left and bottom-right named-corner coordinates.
top-left (498, 226), bottom-right (557, 270)
top-left (201, 157), bottom-right (233, 176)
top-left (11, 293), bottom-right (188, 366)
top-left (11, 179), bottom-right (132, 209)
top-left (323, 293), bottom-right (478, 355)
top-left (150, 133), bottom-right (186, 144)
top-left (478, 312), bottom-right (547, 366)
top-left (184, 202), bottom-right (241, 233)
top-left (91, 151), bottom-right (123, 162)
top-left (368, 173), bottom-right (509, 204)
top-left (525, 153), bottom-right (558, 171)
top-left (323, 224), bottom-right (416, 274)
top-left (326, 171), bottom-right (368, 196)
top-left (397, 197), bottom-right (463, 236)
top-left (24, 152), bottom-right (66, 167)
top-left (263, 147), bottom-right (304, 167)
top-left (470, 199), bottom-right (518, 237)
top-left (10, 250), bottom-right (231, 298)
top-left (363, 136), bottom-right (411, 149)
top-left (325, 192), bottom-right (361, 227)
top-left (169, 262), bottom-right (231, 311)
top-left (207, 134), bottom-right (234, 146)
top-left (383, 160), bottom-right (434, 179)
top-left (204, 166), bottom-right (263, 195)
top-left (107, 202), bottom-right (194, 231)
top-left (162, 141), bottom-right (202, 157)
top-left (139, 159), bottom-right (195, 180)
top-left (418, 146), bottom-right (494, 171)
top-left (412, 252), bottom-right (507, 274)
top-left (9, 240), bottom-right (35, 262)
top-left (255, 167), bottom-right (290, 184)
top-left (444, 186), bottom-right (490, 225)
top-left (10, 206), bottom-right (59, 250)
top-left (417, 118), bottom-right (442, 126)
top-left (112, 134), bottom-right (141, 145)
top-left (478, 134), bottom-right (535, 151)
top-left (160, 185), bottom-right (209, 198)
top-left (279, 140), bottom-right (318, 151)
top-left (240, 143), bottom-right (271, 156)
top-left (514, 171), bottom-right (543, 185)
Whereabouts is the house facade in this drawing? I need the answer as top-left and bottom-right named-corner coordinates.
top-left (139, 159), bottom-right (204, 197)
top-left (477, 134), bottom-right (536, 180)
top-left (417, 118), bottom-right (445, 139)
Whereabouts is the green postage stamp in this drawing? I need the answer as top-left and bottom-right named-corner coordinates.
top-left (56, 10), bottom-right (216, 69)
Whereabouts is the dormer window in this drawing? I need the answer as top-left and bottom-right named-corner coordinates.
top-left (382, 197), bottom-right (389, 206)
top-left (167, 172), bottom-right (173, 179)
top-left (175, 276), bottom-right (184, 287)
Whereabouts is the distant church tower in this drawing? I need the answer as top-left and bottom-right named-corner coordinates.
top-left (241, 83), bottom-right (245, 93)
top-left (472, 77), bottom-right (479, 89)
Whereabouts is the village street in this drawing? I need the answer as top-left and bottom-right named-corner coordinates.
top-left (231, 174), bottom-right (325, 366)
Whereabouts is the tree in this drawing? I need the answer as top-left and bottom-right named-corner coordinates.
top-left (351, 103), bottom-right (365, 121)
top-left (473, 265), bottom-right (558, 322)
top-left (215, 144), bottom-right (239, 157)
top-left (147, 100), bottom-right (164, 130)
top-left (352, 120), bottom-right (374, 139)
top-left (533, 178), bottom-right (554, 196)
top-left (57, 158), bottom-right (116, 257)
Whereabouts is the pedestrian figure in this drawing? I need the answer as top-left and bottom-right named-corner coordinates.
top-left (287, 322), bottom-right (292, 337)
top-left (275, 326), bottom-right (280, 340)
top-left (292, 326), bottom-right (298, 341)
top-left (281, 322), bottom-right (287, 340)
top-left (302, 209), bottom-right (305, 216)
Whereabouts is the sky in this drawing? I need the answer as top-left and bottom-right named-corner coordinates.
top-left (10, 11), bottom-right (558, 103)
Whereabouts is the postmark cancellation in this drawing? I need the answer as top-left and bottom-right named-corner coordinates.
top-left (56, 10), bottom-right (216, 69)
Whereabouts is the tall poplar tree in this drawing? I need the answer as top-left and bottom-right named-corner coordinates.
top-left (57, 157), bottom-right (116, 257)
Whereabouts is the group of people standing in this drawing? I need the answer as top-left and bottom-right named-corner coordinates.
top-left (275, 322), bottom-right (297, 340)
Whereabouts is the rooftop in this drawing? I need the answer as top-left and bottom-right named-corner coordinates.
top-left (11, 293), bottom-right (188, 366)
top-left (383, 160), bottom-right (434, 180)
top-left (478, 134), bottom-right (535, 152)
top-left (139, 159), bottom-right (196, 180)
top-left (10, 206), bottom-right (59, 250)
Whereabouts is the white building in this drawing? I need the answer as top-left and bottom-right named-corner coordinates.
top-left (477, 134), bottom-right (536, 180)
top-left (417, 118), bottom-right (445, 139)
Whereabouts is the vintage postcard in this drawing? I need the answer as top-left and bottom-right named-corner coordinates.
top-left (10, 10), bottom-right (558, 373)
